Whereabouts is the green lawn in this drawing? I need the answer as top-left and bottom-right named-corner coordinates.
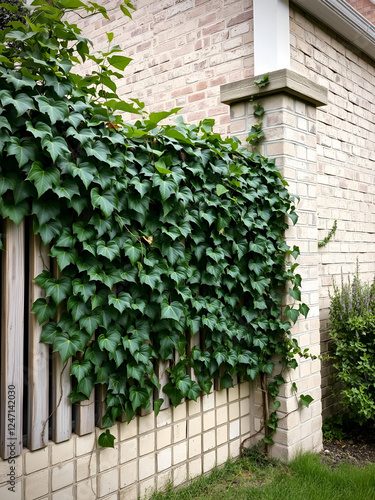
top-left (150, 452), bottom-right (375, 500)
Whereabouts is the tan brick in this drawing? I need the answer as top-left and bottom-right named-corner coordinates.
top-left (217, 444), bottom-right (229, 465)
top-left (99, 445), bottom-right (119, 472)
top-left (202, 392), bottom-right (215, 411)
top-left (139, 454), bottom-right (155, 480)
top-left (229, 420), bottom-right (240, 440)
top-left (157, 448), bottom-right (172, 472)
top-left (76, 433), bottom-right (96, 457)
top-left (188, 415), bottom-right (202, 437)
top-left (24, 447), bottom-right (49, 475)
top-left (120, 485), bottom-right (138, 500)
top-left (216, 425), bottom-right (228, 446)
top-left (98, 468), bottom-right (119, 497)
top-left (139, 477), bottom-right (155, 499)
top-left (216, 406), bottom-right (228, 426)
top-left (174, 421), bottom-right (187, 442)
top-left (157, 427), bottom-right (172, 450)
top-left (203, 430), bottom-right (216, 452)
top-left (120, 418), bottom-right (138, 441)
top-left (51, 439), bottom-right (74, 465)
top-left (173, 442), bottom-right (187, 465)
top-left (139, 413), bottom-right (155, 434)
top-left (139, 433), bottom-right (155, 456)
top-left (76, 455), bottom-right (97, 482)
top-left (156, 407), bottom-right (172, 428)
top-left (120, 437), bottom-right (137, 464)
top-left (228, 386), bottom-right (239, 402)
top-left (25, 469), bottom-right (49, 500)
top-left (173, 402), bottom-right (187, 422)
top-left (203, 450), bottom-right (216, 473)
top-left (76, 479), bottom-right (97, 500)
top-left (52, 486), bottom-right (74, 500)
top-left (52, 461), bottom-right (74, 492)
top-left (203, 410), bottom-right (215, 431)
top-left (229, 402), bottom-right (240, 420)
top-left (188, 457), bottom-right (202, 478)
top-left (229, 438), bottom-right (241, 458)
top-left (239, 382), bottom-right (250, 399)
top-left (215, 388), bottom-right (227, 407)
top-left (188, 435), bottom-right (202, 459)
top-left (120, 460), bottom-right (138, 489)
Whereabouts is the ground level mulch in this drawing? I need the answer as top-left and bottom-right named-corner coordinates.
top-left (320, 425), bottom-right (375, 467)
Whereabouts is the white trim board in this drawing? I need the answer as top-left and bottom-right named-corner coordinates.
top-left (292, 0), bottom-right (375, 61)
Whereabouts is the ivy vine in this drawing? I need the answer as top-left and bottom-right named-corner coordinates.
top-left (0, 0), bottom-right (311, 448)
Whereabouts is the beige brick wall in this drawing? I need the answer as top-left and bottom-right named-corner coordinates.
top-left (0, 383), bottom-right (255, 499)
top-left (71, 0), bottom-right (253, 134)
top-left (290, 4), bottom-right (375, 417)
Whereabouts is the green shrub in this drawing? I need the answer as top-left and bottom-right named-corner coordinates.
top-left (329, 265), bottom-right (375, 424)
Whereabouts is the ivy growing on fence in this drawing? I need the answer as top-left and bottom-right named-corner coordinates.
top-left (0, 0), bottom-right (310, 445)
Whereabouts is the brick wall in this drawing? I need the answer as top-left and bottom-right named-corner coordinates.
top-left (0, 383), bottom-right (256, 499)
top-left (71, 0), bottom-right (253, 134)
top-left (345, 0), bottom-right (375, 24)
top-left (290, 4), bottom-right (375, 417)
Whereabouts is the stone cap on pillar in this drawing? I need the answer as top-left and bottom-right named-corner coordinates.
top-left (220, 68), bottom-right (328, 108)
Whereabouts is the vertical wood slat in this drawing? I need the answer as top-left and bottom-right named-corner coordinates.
top-left (156, 360), bottom-right (170, 410)
top-left (188, 331), bottom-right (200, 384)
top-left (0, 220), bottom-right (25, 459)
top-left (28, 231), bottom-right (49, 450)
top-left (75, 346), bottom-right (95, 435)
top-left (51, 264), bottom-right (72, 443)
top-left (96, 384), bottom-right (107, 427)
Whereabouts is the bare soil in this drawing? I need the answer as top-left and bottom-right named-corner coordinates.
top-left (320, 425), bottom-right (375, 467)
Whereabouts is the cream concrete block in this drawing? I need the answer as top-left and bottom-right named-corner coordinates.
top-left (157, 448), bottom-right (172, 472)
top-left (98, 468), bottom-right (119, 497)
top-left (0, 481), bottom-right (22, 500)
top-left (215, 388), bottom-right (227, 407)
top-left (188, 435), bottom-right (201, 458)
top-left (120, 437), bottom-right (137, 464)
top-left (139, 453), bottom-right (155, 480)
top-left (120, 460), bottom-right (137, 489)
top-left (240, 398), bottom-right (250, 417)
top-left (52, 486), bottom-right (74, 500)
top-left (216, 406), bottom-right (228, 426)
top-left (157, 427), bottom-right (172, 450)
top-left (120, 485), bottom-right (138, 500)
top-left (202, 392), bottom-right (215, 411)
top-left (76, 479), bottom-right (97, 500)
top-left (241, 416), bottom-right (251, 435)
top-left (120, 418), bottom-right (137, 441)
top-left (188, 399), bottom-right (201, 416)
top-left (51, 439), bottom-right (74, 465)
top-left (25, 469), bottom-right (49, 500)
top-left (239, 382), bottom-right (250, 398)
top-left (76, 432), bottom-right (96, 457)
top-left (217, 444), bottom-right (229, 466)
top-left (228, 386), bottom-right (239, 402)
top-left (203, 430), bottom-right (216, 452)
top-left (229, 420), bottom-right (240, 440)
top-left (203, 410), bottom-right (215, 431)
top-left (187, 416), bottom-right (202, 437)
top-left (139, 477), bottom-right (155, 499)
top-left (156, 470), bottom-right (171, 491)
top-left (173, 402), bottom-right (187, 422)
top-left (188, 457), bottom-right (202, 479)
top-left (76, 454), bottom-right (97, 482)
top-left (174, 421), bottom-right (187, 442)
top-left (229, 438), bottom-right (241, 458)
top-left (25, 447), bottom-right (49, 474)
top-left (173, 463), bottom-right (187, 487)
top-left (173, 442), bottom-right (187, 465)
top-left (52, 461), bottom-right (74, 492)
top-left (203, 450), bottom-right (216, 473)
top-left (156, 407), bottom-right (172, 428)
top-left (139, 413), bottom-right (155, 434)
top-left (229, 402), bottom-right (240, 420)
top-left (230, 102), bottom-right (245, 118)
top-left (99, 444), bottom-right (119, 472)
top-left (139, 432), bottom-right (155, 455)
top-left (216, 425), bottom-right (228, 446)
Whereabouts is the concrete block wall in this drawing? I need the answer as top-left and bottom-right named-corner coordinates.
top-left (0, 383), bottom-right (255, 500)
top-left (70, 0), bottom-right (254, 134)
top-left (290, 4), bottom-right (375, 417)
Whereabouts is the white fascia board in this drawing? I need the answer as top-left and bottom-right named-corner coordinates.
top-left (253, 0), bottom-right (291, 75)
top-left (292, 0), bottom-right (375, 60)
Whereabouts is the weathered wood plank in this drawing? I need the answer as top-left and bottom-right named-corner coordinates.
top-left (51, 263), bottom-right (72, 443)
top-left (155, 360), bottom-right (170, 410)
top-left (0, 220), bottom-right (25, 459)
top-left (75, 389), bottom-right (95, 436)
top-left (28, 231), bottom-right (49, 450)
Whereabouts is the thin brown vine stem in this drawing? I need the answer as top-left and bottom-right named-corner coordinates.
top-left (41, 359), bottom-right (69, 448)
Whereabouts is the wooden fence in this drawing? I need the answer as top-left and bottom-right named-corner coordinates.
top-left (0, 219), bottom-right (210, 460)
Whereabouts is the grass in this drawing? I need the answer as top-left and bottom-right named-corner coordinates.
top-left (150, 452), bottom-right (375, 500)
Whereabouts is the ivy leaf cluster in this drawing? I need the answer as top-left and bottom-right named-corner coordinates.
top-left (0, 0), bottom-right (309, 435)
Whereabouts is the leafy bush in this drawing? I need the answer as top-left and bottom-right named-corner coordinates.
top-left (329, 265), bottom-right (375, 424)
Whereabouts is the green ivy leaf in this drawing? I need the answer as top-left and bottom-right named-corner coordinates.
top-left (45, 276), bottom-right (71, 305)
top-left (300, 394), bottom-right (313, 408)
top-left (31, 298), bottom-right (57, 324)
top-left (27, 162), bottom-right (60, 198)
top-left (34, 96), bottom-right (69, 124)
top-left (71, 359), bottom-right (92, 383)
top-left (41, 136), bottom-right (70, 162)
top-left (53, 332), bottom-right (82, 362)
top-left (98, 429), bottom-right (116, 448)
top-left (161, 301), bottom-right (184, 321)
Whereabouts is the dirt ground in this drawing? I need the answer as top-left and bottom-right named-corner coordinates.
top-left (320, 425), bottom-right (375, 467)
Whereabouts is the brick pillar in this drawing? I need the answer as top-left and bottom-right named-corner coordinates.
top-left (221, 69), bottom-right (328, 460)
